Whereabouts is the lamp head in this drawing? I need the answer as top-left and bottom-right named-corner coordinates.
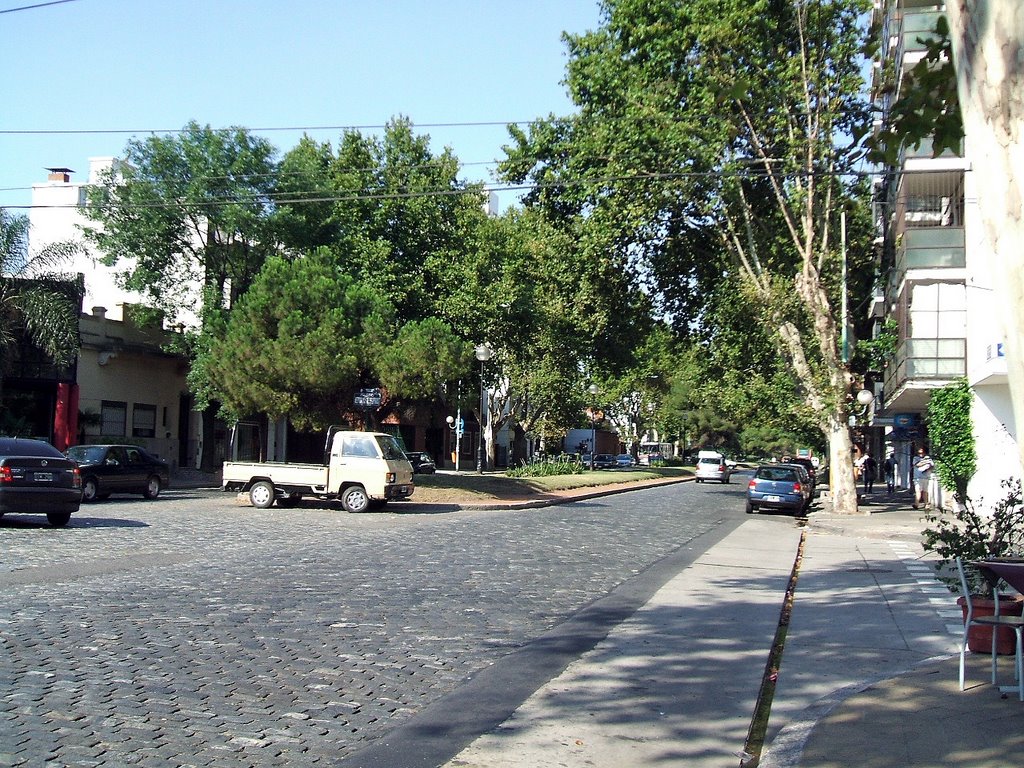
top-left (856, 389), bottom-right (874, 406)
top-left (475, 343), bottom-right (494, 362)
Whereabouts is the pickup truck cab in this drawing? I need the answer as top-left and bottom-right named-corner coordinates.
top-left (222, 429), bottom-right (414, 512)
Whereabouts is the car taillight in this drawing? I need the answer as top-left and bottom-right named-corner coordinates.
top-left (748, 479), bottom-right (757, 489)
top-left (0, 466), bottom-right (11, 484)
top-left (72, 467), bottom-right (82, 488)
top-left (793, 482), bottom-right (802, 493)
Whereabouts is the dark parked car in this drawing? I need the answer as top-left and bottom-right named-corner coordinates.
top-left (746, 464), bottom-right (812, 515)
top-left (783, 456), bottom-right (818, 494)
top-left (405, 451), bottom-right (436, 474)
top-left (65, 444), bottom-right (170, 501)
top-left (0, 436), bottom-right (81, 526)
top-left (593, 453), bottom-right (618, 469)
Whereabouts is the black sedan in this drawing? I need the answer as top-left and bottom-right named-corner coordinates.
top-left (65, 444), bottom-right (170, 501)
top-left (405, 451), bottom-right (437, 474)
top-left (0, 437), bottom-right (82, 527)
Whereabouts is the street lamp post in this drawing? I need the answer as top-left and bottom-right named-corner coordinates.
top-left (475, 343), bottom-right (494, 473)
top-left (445, 415), bottom-right (463, 472)
top-left (588, 383), bottom-right (599, 470)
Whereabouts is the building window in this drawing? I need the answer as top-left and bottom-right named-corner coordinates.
top-left (132, 404), bottom-right (157, 438)
top-left (101, 400), bottom-right (127, 436)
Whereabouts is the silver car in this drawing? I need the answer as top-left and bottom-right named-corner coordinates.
top-left (695, 455), bottom-right (732, 483)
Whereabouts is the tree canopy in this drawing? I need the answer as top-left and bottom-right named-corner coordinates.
top-left (500, 0), bottom-right (876, 508)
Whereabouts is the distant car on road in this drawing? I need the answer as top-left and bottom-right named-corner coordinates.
top-left (615, 453), bottom-right (635, 468)
top-left (65, 444), bottom-right (170, 502)
top-left (746, 464), bottom-right (811, 515)
top-left (695, 452), bottom-right (732, 483)
top-left (0, 437), bottom-right (82, 526)
top-left (593, 454), bottom-right (618, 469)
top-left (405, 451), bottom-right (437, 474)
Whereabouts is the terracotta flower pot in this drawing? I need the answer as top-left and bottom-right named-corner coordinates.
top-left (957, 595), bottom-right (1024, 655)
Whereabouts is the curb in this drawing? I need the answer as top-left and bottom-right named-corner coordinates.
top-left (408, 476), bottom-right (692, 512)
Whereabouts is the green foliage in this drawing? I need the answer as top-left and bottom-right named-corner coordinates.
top-left (923, 479), bottom-right (1024, 596)
top-left (506, 455), bottom-right (586, 478)
top-left (375, 318), bottom-right (473, 401)
top-left (81, 121), bottom-right (280, 323)
top-left (499, 0), bottom-right (876, 469)
top-left (867, 15), bottom-right (963, 166)
top-left (926, 377), bottom-right (976, 503)
top-left (199, 250), bottom-right (394, 428)
top-left (0, 209), bottom-right (82, 371)
top-left (853, 317), bottom-right (898, 373)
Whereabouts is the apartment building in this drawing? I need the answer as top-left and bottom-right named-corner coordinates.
top-left (872, 0), bottom-right (1019, 498)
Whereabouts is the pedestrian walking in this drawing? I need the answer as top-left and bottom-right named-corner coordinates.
top-left (912, 447), bottom-right (934, 509)
top-left (861, 451), bottom-right (877, 493)
top-left (883, 452), bottom-right (897, 494)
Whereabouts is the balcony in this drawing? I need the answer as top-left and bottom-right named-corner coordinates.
top-left (895, 226), bottom-right (965, 276)
top-left (900, 135), bottom-right (963, 162)
top-left (884, 336), bottom-right (967, 410)
top-left (901, 9), bottom-right (944, 56)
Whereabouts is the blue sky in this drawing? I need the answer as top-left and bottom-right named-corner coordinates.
top-left (1, 0), bottom-right (602, 212)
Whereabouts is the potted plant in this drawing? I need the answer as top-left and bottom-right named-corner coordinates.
top-left (921, 379), bottom-right (1024, 653)
top-left (923, 479), bottom-right (1024, 652)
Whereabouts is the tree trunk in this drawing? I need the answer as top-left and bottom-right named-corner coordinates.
top-left (827, 409), bottom-right (861, 515)
top-left (946, 1), bottom-right (1024, 476)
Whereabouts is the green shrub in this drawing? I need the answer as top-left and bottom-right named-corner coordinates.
top-left (506, 456), bottom-right (585, 478)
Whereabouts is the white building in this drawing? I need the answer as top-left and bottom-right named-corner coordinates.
top-left (872, 0), bottom-right (1021, 500)
top-left (28, 159), bottom-right (145, 322)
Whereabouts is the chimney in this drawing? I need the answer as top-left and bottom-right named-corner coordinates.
top-left (92, 306), bottom-right (107, 319)
top-left (46, 167), bottom-right (74, 183)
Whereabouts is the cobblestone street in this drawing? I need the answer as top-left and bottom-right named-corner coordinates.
top-left (0, 482), bottom-right (747, 767)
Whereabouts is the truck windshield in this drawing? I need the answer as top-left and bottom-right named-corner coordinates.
top-left (375, 435), bottom-right (407, 461)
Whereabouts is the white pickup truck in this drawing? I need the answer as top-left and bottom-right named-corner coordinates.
top-left (222, 428), bottom-right (415, 512)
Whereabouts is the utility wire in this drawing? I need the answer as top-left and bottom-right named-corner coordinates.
top-left (0, 120), bottom-right (544, 136)
top-left (2, 169), bottom-right (875, 212)
top-left (0, 0), bottom-right (78, 13)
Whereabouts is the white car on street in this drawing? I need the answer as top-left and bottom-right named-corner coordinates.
top-left (695, 451), bottom-right (732, 484)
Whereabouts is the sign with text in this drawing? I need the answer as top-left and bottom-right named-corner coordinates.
top-left (354, 388), bottom-right (382, 408)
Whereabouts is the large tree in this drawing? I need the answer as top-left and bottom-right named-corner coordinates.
top-left (434, 207), bottom-right (650, 467)
top-left (81, 122), bottom-right (282, 469)
top-left (501, 0), bottom-right (876, 512)
top-left (196, 249), bottom-right (471, 430)
top-left (82, 121), bottom-right (280, 325)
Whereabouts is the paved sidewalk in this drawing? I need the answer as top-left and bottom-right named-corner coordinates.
top-left (436, 488), bottom-right (1024, 768)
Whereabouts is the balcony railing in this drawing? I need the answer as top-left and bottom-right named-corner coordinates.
top-left (901, 9), bottom-right (944, 55)
top-left (895, 226), bottom-right (966, 275)
top-left (884, 336), bottom-right (966, 396)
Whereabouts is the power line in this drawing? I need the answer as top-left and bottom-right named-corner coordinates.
top-left (2, 168), bottom-right (874, 212)
top-left (0, 120), bottom-right (543, 137)
top-left (0, 0), bottom-right (78, 14)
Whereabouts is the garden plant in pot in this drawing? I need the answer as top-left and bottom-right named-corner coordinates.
top-left (921, 379), bottom-right (1024, 654)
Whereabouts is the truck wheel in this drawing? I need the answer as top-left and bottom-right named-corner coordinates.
top-left (249, 481), bottom-right (275, 509)
top-left (341, 485), bottom-right (370, 513)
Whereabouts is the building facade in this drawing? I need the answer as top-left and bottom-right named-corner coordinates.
top-left (872, 0), bottom-right (1020, 499)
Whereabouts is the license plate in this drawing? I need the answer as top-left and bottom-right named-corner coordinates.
top-left (765, 495), bottom-right (782, 503)
top-left (34, 472), bottom-right (53, 482)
